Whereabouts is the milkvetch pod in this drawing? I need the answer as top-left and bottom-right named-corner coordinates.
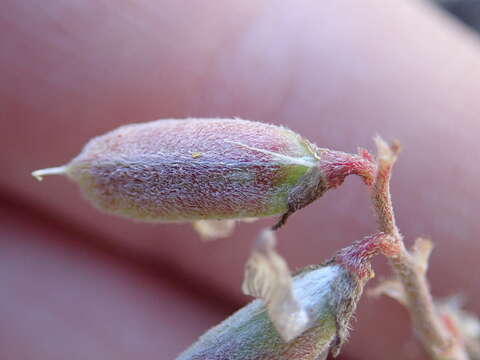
top-left (32, 118), bottom-right (375, 237)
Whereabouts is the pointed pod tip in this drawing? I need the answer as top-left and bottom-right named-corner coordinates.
top-left (31, 166), bottom-right (67, 181)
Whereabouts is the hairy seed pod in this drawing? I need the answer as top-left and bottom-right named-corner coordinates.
top-left (177, 233), bottom-right (385, 360)
top-left (178, 265), bottom-right (346, 360)
top-left (32, 118), bottom-right (375, 229)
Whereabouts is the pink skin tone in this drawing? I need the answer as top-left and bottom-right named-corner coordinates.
top-left (0, 202), bottom-right (228, 360)
top-left (2, 0), bottom-right (480, 359)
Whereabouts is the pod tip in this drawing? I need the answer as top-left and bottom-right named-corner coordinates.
top-left (31, 166), bottom-right (67, 181)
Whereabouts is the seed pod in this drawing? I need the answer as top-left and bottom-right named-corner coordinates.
top-left (177, 232), bottom-right (385, 360)
top-left (32, 118), bottom-right (375, 230)
top-left (178, 265), bottom-right (344, 360)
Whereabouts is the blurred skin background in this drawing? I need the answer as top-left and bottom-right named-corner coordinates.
top-left (1, 0), bottom-right (480, 359)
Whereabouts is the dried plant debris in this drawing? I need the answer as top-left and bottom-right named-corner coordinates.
top-left (32, 118), bottom-right (375, 238)
top-left (437, 297), bottom-right (480, 360)
top-left (242, 229), bottom-right (310, 342)
top-left (178, 231), bottom-right (387, 360)
top-left (192, 220), bottom-right (237, 241)
top-left (370, 237), bottom-right (475, 360)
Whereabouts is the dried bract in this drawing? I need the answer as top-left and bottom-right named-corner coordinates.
top-left (242, 229), bottom-right (310, 342)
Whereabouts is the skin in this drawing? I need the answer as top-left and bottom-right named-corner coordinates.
top-left (2, 0), bottom-right (480, 359)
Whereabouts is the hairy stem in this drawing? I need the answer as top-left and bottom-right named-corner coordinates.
top-left (371, 137), bottom-right (469, 360)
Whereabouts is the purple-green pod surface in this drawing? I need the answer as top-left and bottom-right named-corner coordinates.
top-left (177, 262), bottom-right (367, 360)
top-left (177, 232), bottom-right (383, 360)
top-left (32, 118), bottom-right (375, 228)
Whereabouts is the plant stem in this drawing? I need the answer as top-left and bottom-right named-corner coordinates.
top-left (371, 137), bottom-right (469, 360)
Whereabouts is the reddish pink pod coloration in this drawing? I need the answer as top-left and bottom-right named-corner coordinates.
top-left (32, 118), bottom-right (375, 229)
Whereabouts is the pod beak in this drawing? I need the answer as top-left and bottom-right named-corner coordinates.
top-left (31, 166), bottom-right (67, 181)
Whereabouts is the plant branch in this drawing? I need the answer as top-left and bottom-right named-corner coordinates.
top-left (371, 136), bottom-right (469, 360)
